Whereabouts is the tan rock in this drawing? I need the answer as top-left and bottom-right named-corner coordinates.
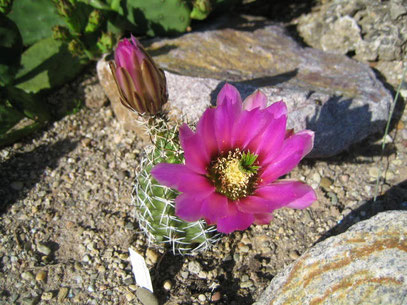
top-left (256, 211), bottom-right (407, 305)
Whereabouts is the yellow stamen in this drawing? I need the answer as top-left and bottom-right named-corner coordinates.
top-left (208, 148), bottom-right (259, 201)
top-left (224, 159), bottom-right (250, 187)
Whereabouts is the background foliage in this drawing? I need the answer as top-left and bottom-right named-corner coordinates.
top-left (0, 0), bottom-right (241, 146)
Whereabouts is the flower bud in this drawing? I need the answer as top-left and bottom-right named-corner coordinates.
top-left (110, 35), bottom-right (167, 115)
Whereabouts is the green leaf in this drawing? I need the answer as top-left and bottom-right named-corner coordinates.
top-left (8, 0), bottom-right (66, 46)
top-left (124, 0), bottom-right (191, 36)
top-left (0, 120), bottom-right (44, 147)
top-left (0, 13), bottom-right (22, 86)
top-left (13, 37), bottom-right (85, 94)
top-left (0, 99), bottom-right (24, 134)
top-left (5, 87), bottom-right (50, 122)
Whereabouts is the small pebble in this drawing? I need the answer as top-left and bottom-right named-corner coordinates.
top-left (188, 261), bottom-right (201, 275)
top-left (37, 243), bottom-right (51, 256)
top-left (312, 172), bottom-right (321, 184)
top-left (368, 167), bottom-right (380, 179)
top-left (81, 138), bottom-right (92, 147)
top-left (20, 297), bottom-right (38, 305)
top-left (239, 245), bottom-right (250, 253)
top-left (35, 270), bottom-right (47, 282)
top-left (57, 287), bottom-right (69, 302)
top-left (163, 280), bottom-right (172, 290)
top-left (289, 250), bottom-right (300, 260)
top-left (21, 272), bottom-right (35, 281)
top-left (41, 292), bottom-right (53, 301)
top-left (136, 287), bottom-right (159, 305)
top-left (198, 294), bottom-right (206, 302)
top-left (320, 177), bottom-right (333, 189)
top-left (82, 255), bottom-right (90, 263)
top-left (339, 174), bottom-right (349, 184)
top-left (181, 271), bottom-right (189, 279)
top-left (126, 292), bottom-right (136, 302)
top-left (123, 276), bottom-right (133, 285)
top-left (240, 280), bottom-right (254, 288)
top-left (212, 291), bottom-right (221, 302)
top-left (146, 248), bottom-right (159, 264)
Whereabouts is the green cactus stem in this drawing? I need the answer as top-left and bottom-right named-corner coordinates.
top-left (133, 116), bottom-right (221, 255)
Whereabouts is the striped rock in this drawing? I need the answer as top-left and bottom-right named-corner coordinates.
top-left (255, 210), bottom-right (407, 305)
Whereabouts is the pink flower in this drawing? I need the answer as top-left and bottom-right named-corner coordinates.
top-left (110, 35), bottom-right (167, 114)
top-left (151, 84), bottom-right (317, 234)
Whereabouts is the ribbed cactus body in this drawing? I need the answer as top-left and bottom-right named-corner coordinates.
top-left (133, 117), bottom-right (221, 255)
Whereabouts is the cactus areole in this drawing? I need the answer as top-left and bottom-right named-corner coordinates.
top-left (152, 84), bottom-right (317, 234)
top-left (110, 35), bottom-right (168, 115)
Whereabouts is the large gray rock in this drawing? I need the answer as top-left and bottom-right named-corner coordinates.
top-left (297, 0), bottom-right (407, 61)
top-left (98, 15), bottom-right (392, 157)
top-left (296, 0), bottom-right (407, 87)
top-left (255, 210), bottom-right (407, 305)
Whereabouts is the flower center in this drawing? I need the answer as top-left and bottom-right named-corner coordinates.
top-left (208, 148), bottom-right (259, 201)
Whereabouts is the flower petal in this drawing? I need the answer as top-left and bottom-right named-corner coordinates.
top-left (200, 192), bottom-right (228, 224)
top-left (246, 114), bottom-right (287, 163)
top-left (216, 83), bottom-right (242, 107)
top-left (236, 195), bottom-right (274, 214)
top-left (216, 203), bottom-right (254, 234)
top-left (175, 193), bottom-right (206, 222)
top-left (196, 107), bottom-right (219, 159)
top-left (213, 84), bottom-right (243, 152)
top-left (253, 213), bottom-right (274, 225)
top-left (297, 130), bottom-right (314, 157)
top-left (243, 90), bottom-right (267, 110)
top-left (266, 100), bottom-right (287, 119)
top-left (255, 180), bottom-right (317, 209)
top-left (260, 130), bottom-right (314, 184)
top-left (179, 124), bottom-right (209, 174)
top-left (151, 163), bottom-right (214, 194)
top-left (231, 108), bottom-right (270, 149)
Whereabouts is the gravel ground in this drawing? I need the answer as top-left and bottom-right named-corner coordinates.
top-left (1, 61), bottom-right (407, 305)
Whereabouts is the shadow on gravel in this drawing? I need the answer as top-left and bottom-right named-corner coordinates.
top-left (316, 179), bottom-right (407, 244)
top-left (152, 251), bottom-right (185, 304)
top-left (217, 251), bottom-right (254, 305)
top-left (0, 139), bottom-right (78, 214)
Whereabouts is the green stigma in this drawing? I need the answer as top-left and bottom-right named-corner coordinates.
top-left (240, 151), bottom-right (260, 174)
top-left (208, 148), bottom-right (260, 201)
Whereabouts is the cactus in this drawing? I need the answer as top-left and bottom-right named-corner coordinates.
top-left (51, 0), bottom-right (113, 61)
top-left (12, 37), bottom-right (84, 94)
top-left (8, 0), bottom-right (65, 46)
top-left (133, 116), bottom-right (221, 254)
top-left (123, 0), bottom-right (191, 36)
top-left (190, 0), bottom-right (212, 20)
top-left (0, 13), bottom-right (22, 86)
top-left (0, 0), bottom-right (13, 15)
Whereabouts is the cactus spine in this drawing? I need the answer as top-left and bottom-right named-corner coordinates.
top-left (133, 115), bottom-right (221, 255)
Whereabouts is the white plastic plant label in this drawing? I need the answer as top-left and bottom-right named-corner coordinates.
top-left (128, 248), bottom-right (153, 293)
